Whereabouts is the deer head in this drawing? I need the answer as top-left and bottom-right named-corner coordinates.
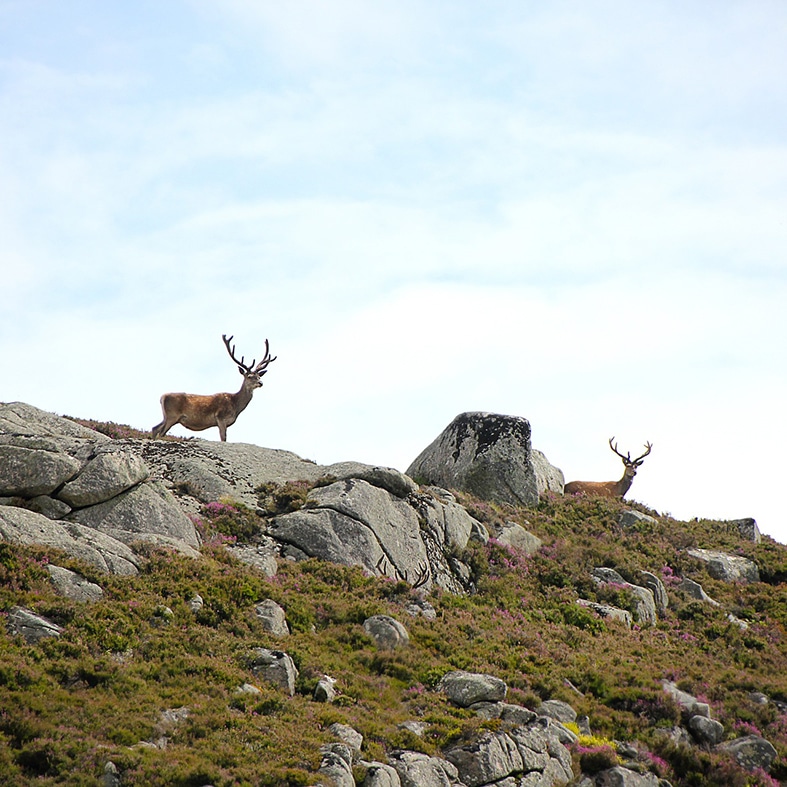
top-left (222, 333), bottom-right (276, 392)
top-left (609, 437), bottom-right (652, 483)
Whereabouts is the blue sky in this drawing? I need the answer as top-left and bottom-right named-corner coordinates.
top-left (2, 1), bottom-right (786, 542)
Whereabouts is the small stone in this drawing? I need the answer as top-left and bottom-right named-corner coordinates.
top-left (314, 675), bottom-right (337, 702)
top-left (363, 615), bottom-right (409, 650)
top-left (187, 594), bottom-right (204, 613)
top-left (254, 598), bottom-right (289, 636)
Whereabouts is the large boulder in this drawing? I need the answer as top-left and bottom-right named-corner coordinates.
top-left (318, 743), bottom-right (355, 787)
top-left (406, 412), bottom-right (560, 507)
top-left (576, 599), bottom-right (633, 628)
top-left (687, 548), bottom-right (760, 583)
top-left (363, 615), bottom-right (410, 650)
top-left (270, 478), bottom-right (473, 592)
top-left (444, 722), bottom-right (573, 787)
top-left (67, 481), bottom-right (199, 553)
top-left (387, 750), bottom-right (459, 787)
top-left (254, 599), bottom-right (289, 636)
top-left (619, 509), bottom-right (659, 529)
top-left (439, 670), bottom-right (508, 707)
top-left (58, 448), bottom-right (149, 507)
top-left (688, 714), bottom-right (724, 745)
top-left (727, 517), bottom-right (761, 543)
top-left (510, 720), bottom-right (574, 782)
top-left (445, 731), bottom-right (524, 787)
top-left (271, 503), bottom-right (394, 575)
top-left (248, 648), bottom-right (299, 696)
top-left (362, 761), bottom-right (402, 787)
top-left (638, 570), bottom-right (669, 617)
top-left (717, 735), bottom-right (777, 772)
top-left (595, 766), bottom-right (662, 786)
top-left (537, 700), bottom-right (577, 725)
top-left (0, 403), bottom-right (199, 563)
top-left (47, 565), bottom-right (104, 602)
top-left (531, 449), bottom-right (566, 495)
top-left (329, 722), bottom-right (364, 754)
top-left (0, 505), bottom-right (140, 575)
top-left (306, 480), bottom-right (427, 573)
top-left (678, 577), bottom-right (718, 605)
top-left (7, 606), bottom-right (63, 643)
top-left (591, 567), bottom-right (657, 626)
top-left (661, 680), bottom-right (712, 719)
top-left (490, 520), bottom-right (543, 555)
top-left (0, 444), bottom-right (82, 496)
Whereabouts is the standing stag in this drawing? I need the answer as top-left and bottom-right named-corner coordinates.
top-left (151, 334), bottom-right (276, 442)
top-left (563, 438), bottom-right (652, 499)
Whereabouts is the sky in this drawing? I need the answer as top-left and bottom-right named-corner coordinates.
top-left (1, 1), bottom-right (786, 543)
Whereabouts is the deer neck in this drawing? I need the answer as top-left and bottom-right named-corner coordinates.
top-left (616, 468), bottom-right (636, 497)
top-left (232, 379), bottom-right (257, 413)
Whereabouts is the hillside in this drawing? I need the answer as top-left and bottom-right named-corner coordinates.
top-left (1, 405), bottom-right (786, 786)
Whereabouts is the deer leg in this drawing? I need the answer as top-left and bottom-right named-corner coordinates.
top-left (151, 416), bottom-right (177, 439)
top-left (217, 421), bottom-right (228, 441)
top-left (151, 398), bottom-right (179, 439)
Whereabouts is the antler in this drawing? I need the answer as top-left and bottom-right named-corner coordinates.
top-left (632, 441), bottom-right (653, 465)
top-left (609, 437), bottom-right (652, 465)
top-left (409, 561), bottom-right (431, 590)
top-left (376, 555), bottom-right (430, 588)
top-left (376, 554), bottom-right (391, 576)
top-left (253, 338), bottom-right (277, 374)
top-left (608, 437), bottom-right (630, 461)
top-left (223, 334), bottom-right (277, 375)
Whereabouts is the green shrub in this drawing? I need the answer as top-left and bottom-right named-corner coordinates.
top-left (257, 481), bottom-right (313, 514)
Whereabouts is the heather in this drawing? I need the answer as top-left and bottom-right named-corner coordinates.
top-left (1, 426), bottom-right (786, 785)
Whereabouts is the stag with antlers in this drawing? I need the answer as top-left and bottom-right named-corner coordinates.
top-left (563, 438), bottom-right (652, 499)
top-left (151, 334), bottom-right (276, 442)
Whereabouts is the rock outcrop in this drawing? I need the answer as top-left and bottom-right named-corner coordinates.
top-left (7, 606), bottom-right (63, 643)
top-left (0, 505), bottom-right (142, 575)
top-left (1, 403), bottom-right (199, 562)
top-left (591, 567), bottom-right (658, 626)
top-left (687, 548), bottom-right (760, 583)
top-left (439, 670), bottom-right (508, 707)
top-left (47, 564), bottom-right (104, 602)
top-left (248, 648), bottom-right (299, 696)
top-left (406, 412), bottom-right (563, 507)
top-left (0, 403), bottom-right (485, 591)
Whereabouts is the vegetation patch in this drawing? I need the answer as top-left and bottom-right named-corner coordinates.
top-left (0, 433), bottom-right (785, 785)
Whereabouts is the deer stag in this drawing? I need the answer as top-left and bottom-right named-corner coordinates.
top-left (151, 334), bottom-right (276, 442)
top-left (563, 438), bottom-right (652, 499)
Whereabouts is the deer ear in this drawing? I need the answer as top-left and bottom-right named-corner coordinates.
top-left (237, 365), bottom-right (246, 375)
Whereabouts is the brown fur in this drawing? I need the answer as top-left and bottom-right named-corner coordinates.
top-left (563, 468), bottom-right (637, 499)
top-left (151, 376), bottom-right (261, 442)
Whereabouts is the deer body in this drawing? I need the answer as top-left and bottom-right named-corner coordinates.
top-left (563, 468), bottom-right (637, 499)
top-left (563, 438), bottom-right (652, 499)
top-left (151, 335), bottom-right (275, 442)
